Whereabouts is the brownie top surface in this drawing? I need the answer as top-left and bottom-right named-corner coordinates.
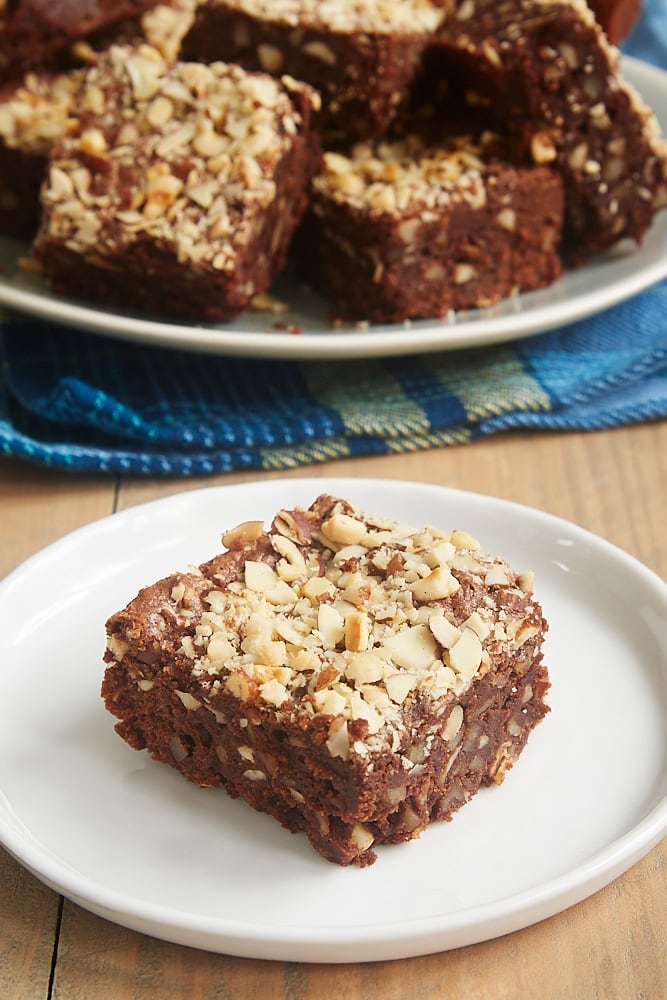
top-left (108, 496), bottom-right (545, 758)
top-left (36, 44), bottom-right (319, 263)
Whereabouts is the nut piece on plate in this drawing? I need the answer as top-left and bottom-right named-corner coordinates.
top-left (32, 43), bottom-right (322, 321)
top-left (102, 493), bottom-right (550, 867)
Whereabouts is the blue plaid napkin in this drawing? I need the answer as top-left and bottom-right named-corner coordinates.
top-left (1, 280), bottom-right (665, 476)
top-left (0, 4), bottom-right (665, 478)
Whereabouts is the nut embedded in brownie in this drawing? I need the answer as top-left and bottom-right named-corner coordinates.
top-left (66, 0), bottom-right (201, 67)
top-left (102, 494), bottom-right (550, 867)
top-left (0, 1), bottom-right (200, 243)
top-left (32, 44), bottom-right (322, 321)
top-left (137, 0), bottom-right (200, 63)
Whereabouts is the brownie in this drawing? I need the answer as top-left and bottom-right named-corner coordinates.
top-left (0, 70), bottom-right (80, 239)
top-left (0, 0), bottom-right (158, 81)
top-left (424, 0), bottom-right (667, 258)
top-left (296, 134), bottom-right (564, 324)
top-left (102, 494), bottom-right (550, 867)
top-left (32, 44), bottom-right (322, 322)
top-left (181, 0), bottom-right (449, 142)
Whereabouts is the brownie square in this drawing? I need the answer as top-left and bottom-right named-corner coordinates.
top-left (102, 494), bottom-right (550, 867)
top-left (32, 44), bottom-right (322, 321)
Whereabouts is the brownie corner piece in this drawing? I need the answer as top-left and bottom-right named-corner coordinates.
top-left (430, 0), bottom-right (667, 257)
top-left (102, 493), bottom-right (550, 867)
top-left (32, 44), bottom-right (322, 321)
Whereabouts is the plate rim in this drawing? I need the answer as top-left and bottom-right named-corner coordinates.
top-left (0, 56), bottom-right (666, 361)
top-left (0, 476), bottom-right (666, 962)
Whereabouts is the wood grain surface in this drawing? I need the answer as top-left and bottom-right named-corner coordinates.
top-left (1, 423), bottom-right (665, 999)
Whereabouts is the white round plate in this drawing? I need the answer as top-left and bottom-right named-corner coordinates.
top-left (0, 477), bottom-right (665, 963)
top-left (1, 57), bottom-right (666, 360)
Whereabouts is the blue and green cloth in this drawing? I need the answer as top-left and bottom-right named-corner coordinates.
top-left (0, 4), bottom-right (665, 478)
top-left (1, 278), bottom-right (665, 476)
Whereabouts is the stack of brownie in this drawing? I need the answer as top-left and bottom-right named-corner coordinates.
top-left (1, 0), bottom-right (665, 323)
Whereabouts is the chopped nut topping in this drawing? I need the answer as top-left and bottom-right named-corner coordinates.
top-left (315, 135), bottom-right (494, 216)
top-left (36, 45), bottom-right (318, 269)
top-left (217, 0), bottom-right (445, 34)
top-left (171, 496), bottom-right (545, 759)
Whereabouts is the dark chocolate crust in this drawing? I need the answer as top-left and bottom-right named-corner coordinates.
top-left (102, 494), bottom-right (550, 867)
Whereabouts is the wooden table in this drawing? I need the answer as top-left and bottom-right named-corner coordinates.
top-left (1, 422), bottom-right (665, 999)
